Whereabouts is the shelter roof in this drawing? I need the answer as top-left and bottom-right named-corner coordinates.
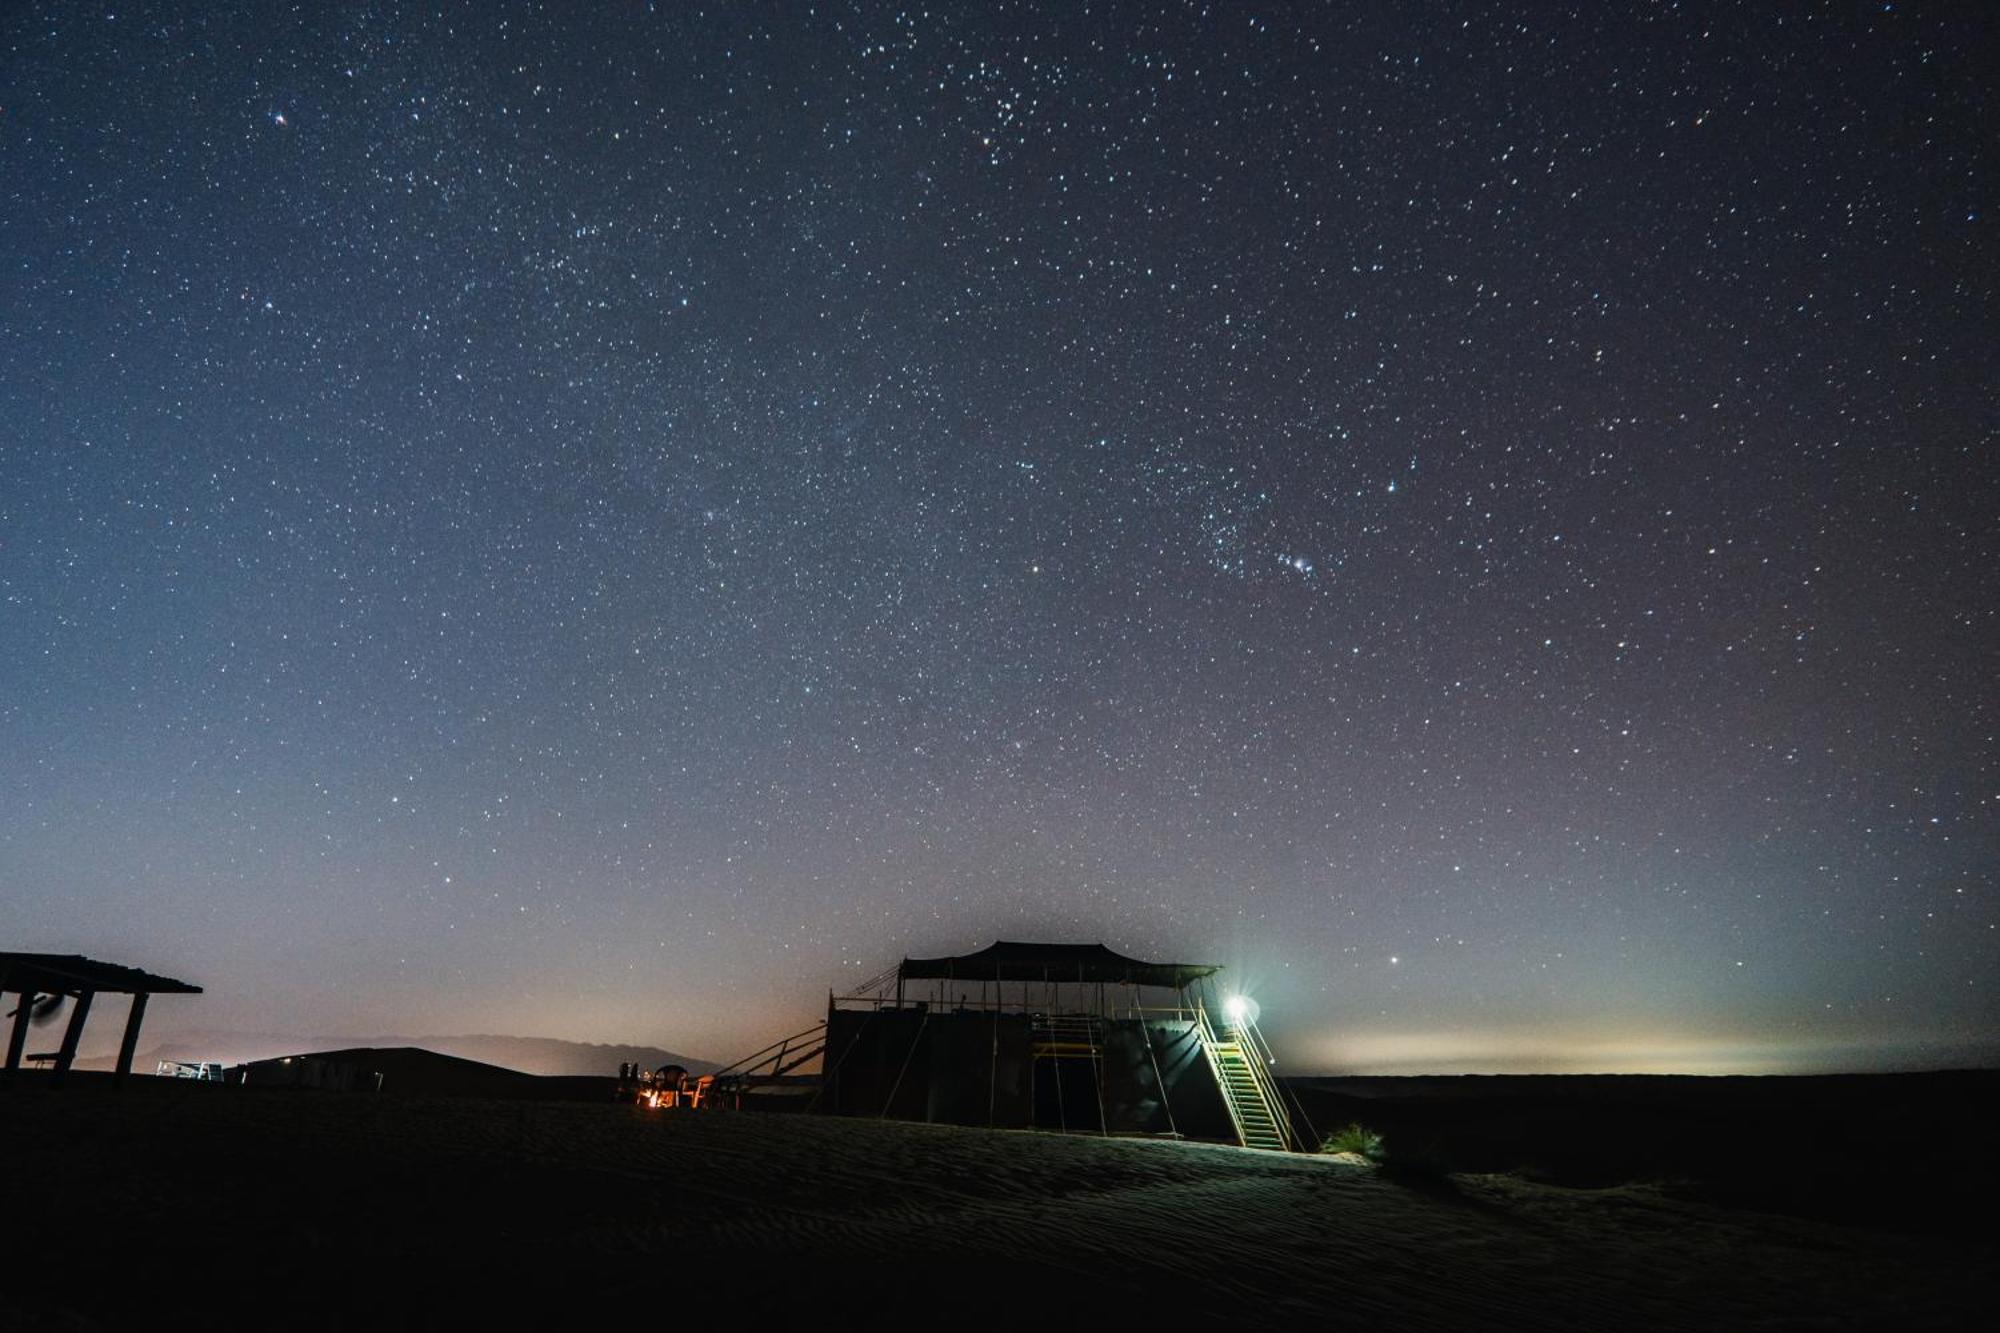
top-left (898, 941), bottom-right (1219, 989)
top-left (0, 952), bottom-right (201, 996)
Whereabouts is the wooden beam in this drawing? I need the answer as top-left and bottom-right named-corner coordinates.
top-left (4, 990), bottom-right (33, 1076)
top-left (114, 991), bottom-right (149, 1088)
top-left (51, 990), bottom-right (94, 1088)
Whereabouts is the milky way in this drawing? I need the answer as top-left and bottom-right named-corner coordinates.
top-left (2, 3), bottom-right (1992, 1071)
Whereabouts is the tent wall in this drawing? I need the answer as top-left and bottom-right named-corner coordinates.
top-left (1099, 1020), bottom-right (1169, 1134)
top-left (1137, 1019), bottom-right (1236, 1142)
top-left (821, 1008), bottom-right (1239, 1144)
top-left (820, 1006), bottom-right (931, 1120)
top-left (924, 1012), bottom-right (1031, 1126)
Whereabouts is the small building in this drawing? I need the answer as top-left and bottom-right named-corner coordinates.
top-left (816, 941), bottom-right (1299, 1151)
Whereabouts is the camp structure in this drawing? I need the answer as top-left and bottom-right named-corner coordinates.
top-left (1, 952), bottom-right (202, 1088)
top-left (814, 941), bottom-right (1302, 1151)
top-left (228, 1047), bottom-right (628, 1101)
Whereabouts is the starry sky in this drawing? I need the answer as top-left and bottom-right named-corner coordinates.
top-left (3, 2), bottom-right (1994, 1074)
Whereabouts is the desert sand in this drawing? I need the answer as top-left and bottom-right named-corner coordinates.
top-left (2, 1076), bottom-right (1991, 1329)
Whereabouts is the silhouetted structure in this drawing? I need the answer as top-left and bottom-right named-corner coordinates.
top-left (0, 952), bottom-right (201, 1088)
top-left (815, 941), bottom-right (1301, 1150)
top-left (227, 1046), bottom-right (623, 1101)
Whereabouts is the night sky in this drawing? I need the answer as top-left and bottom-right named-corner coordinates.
top-left (3, 3), bottom-right (1993, 1074)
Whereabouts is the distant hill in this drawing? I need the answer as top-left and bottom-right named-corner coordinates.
top-left (228, 1046), bottom-right (628, 1100)
top-left (76, 1030), bottom-right (717, 1077)
top-left (419, 1034), bottom-right (720, 1078)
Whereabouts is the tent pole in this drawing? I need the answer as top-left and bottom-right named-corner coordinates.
top-left (114, 992), bottom-right (149, 1089)
top-left (1143, 1000), bottom-right (1180, 1140)
top-left (52, 990), bottom-right (94, 1088)
top-left (4, 990), bottom-right (33, 1075)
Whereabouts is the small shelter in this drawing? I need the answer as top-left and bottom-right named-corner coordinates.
top-left (0, 952), bottom-right (201, 1088)
top-left (816, 941), bottom-right (1299, 1150)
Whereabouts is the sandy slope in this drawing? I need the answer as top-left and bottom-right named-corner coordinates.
top-left (1, 1081), bottom-right (1987, 1329)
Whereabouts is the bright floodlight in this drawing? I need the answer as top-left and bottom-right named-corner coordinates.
top-left (1221, 993), bottom-right (1261, 1026)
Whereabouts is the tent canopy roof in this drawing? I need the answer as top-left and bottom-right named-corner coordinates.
top-left (0, 952), bottom-right (202, 996)
top-left (898, 941), bottom-right (1219, 990)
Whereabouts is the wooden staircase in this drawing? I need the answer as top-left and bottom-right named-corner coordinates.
top-left (1194, 1007), bottom-right (1297, 1152)
top-left (1209, 1037), bottom-right (1290, 1151)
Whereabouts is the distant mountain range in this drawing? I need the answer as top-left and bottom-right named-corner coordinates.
top-left (75, 1030), bottom-right (717, 1077)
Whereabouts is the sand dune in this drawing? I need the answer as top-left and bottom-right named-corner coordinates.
top-left (2, 1079), bottom-right (1988, 1328)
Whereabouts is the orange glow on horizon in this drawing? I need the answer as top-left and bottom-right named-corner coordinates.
top-left (1291, 1027), bottom-right (1981, 1077)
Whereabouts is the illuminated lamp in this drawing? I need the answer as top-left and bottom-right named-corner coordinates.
top-left (1223, 994), bottom-right (1259, 1026)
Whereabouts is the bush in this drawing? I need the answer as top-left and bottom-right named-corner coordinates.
top-left (1320, 1122), bottom-right (1385, 1161)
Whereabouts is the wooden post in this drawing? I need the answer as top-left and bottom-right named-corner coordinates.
top-left (114, 992), bottom-right (149, 1089)
top-left (5, 990), bottom-right (34, 1076)
top-left (51, 990), bottom-right (94, 1088)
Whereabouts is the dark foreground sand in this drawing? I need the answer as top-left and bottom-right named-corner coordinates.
top-left (2, 1078), bottom-right (1991, 1330)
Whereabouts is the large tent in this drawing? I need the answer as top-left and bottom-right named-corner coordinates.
top-left (817, 941), bottom-right (1296, 1150)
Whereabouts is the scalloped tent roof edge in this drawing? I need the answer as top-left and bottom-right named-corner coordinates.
top-left (896, 940), bottom-right (1220, 989)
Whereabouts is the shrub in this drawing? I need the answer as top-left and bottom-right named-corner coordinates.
top-left (1321, 1122), bottom-right (1385, 1161)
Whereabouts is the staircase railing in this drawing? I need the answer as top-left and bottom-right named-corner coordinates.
top-left (1030, 1012), bottom-right (1103, 1053)
top-left (1192, 1002), bottom-right (1253, 1149)
top-left (710, 1019), bottom-right (828, 1086)
top-left (1230, 1016), bottom-right (1299, 1151)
